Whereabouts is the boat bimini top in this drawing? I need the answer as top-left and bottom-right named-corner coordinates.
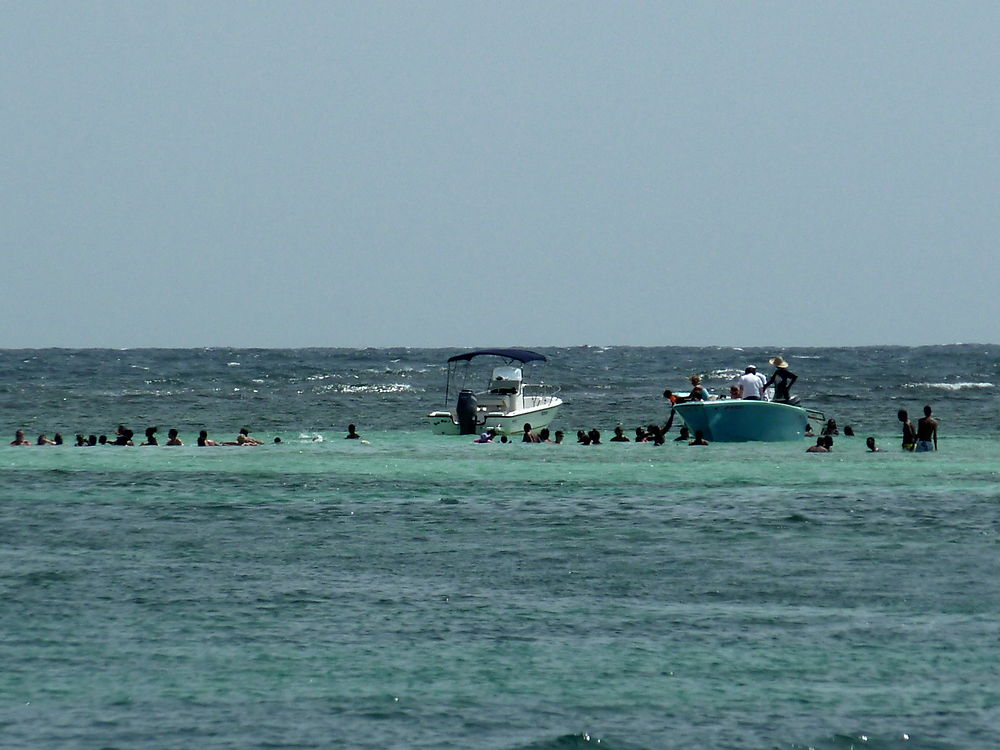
top-left (446, 349), bottom-right (548, 364)
top-left (441, 349), bottom-right (549, 403)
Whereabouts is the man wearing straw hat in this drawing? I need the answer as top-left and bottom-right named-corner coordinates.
top-left (763, 355), bottom-right (798, 403)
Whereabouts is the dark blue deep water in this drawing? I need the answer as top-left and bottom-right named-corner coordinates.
top-left (1, 346), bottom-right (999, 749)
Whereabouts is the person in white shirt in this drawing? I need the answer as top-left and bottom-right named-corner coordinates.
top-left (738, 366), bottom-right (763, 400)
top-left (755, 367), bottom-right (769, 401)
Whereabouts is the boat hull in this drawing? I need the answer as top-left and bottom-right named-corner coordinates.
top-left (673, 400), bottom-right (808, 442)
top-left (427, 401), bottom-right (562, 436)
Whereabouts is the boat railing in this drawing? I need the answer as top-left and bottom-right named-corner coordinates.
top-left (805, 408), bottom-right (826, 422)
top-left (521, 383), bottom-right (561, 403)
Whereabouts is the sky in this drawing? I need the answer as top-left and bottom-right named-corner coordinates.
top-left (1, 1), bottom-right (997, 348)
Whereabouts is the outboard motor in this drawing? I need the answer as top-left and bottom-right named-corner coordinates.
top-left (456, 390), bottom-right (479, 435)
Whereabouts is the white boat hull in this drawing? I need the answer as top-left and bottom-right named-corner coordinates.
top-left (427, 400), bottom-right (562, 435)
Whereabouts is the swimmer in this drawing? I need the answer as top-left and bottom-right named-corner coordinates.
top-left (345, 424), bottom-right (361, 439)
top-left (9, 430), bottom-right (29, 446)
top-left (916, 405), bottom-right (937, 452)
top-left (225, 428), bottom-right (262, 446)
top-left (110, 426), bottom-right (134, 446)
top-left (273, 437), bottom-right (282, 444)
top-left (75, 434), bottom-right (87, 447)
top-left (898, 410), bottom-right (916, 451)
top-left (866, 437), bottom-right (880, 452)
top-left (806, 437), bottom-right (829, 453)
top-left (88, 435), bottom-right (98, 446)
top-left (587, 429), bottom-right (601, 445)
top-left (166, 429), bottom-right (183, 446)
top-left (538, 428), bottom-right (553, 442)
top-left (36, 434), bottom-right (56, 446)
top-left (554, 431), bottom-right (565, 444)
top-left (688, 429), bottom-right (709, 446)
top-left (610, 426), bottom-right (629, 442)
top-left (238, 428), bottom-right (262, 446)
top-left (197, 430), bottom-right (218, 447)
top-left (662, 409), bottom-right (675, 435)
top-left (674, 425), bottom-right (690, 442)
top-left (53, 433), bottom-right (63, 445)
top-left (843, 425), bottom-right (855, 437)
top-left (141, 426), bottom-right (158, 446)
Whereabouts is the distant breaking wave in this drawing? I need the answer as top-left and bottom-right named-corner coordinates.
top-left (903, 382), bottom-right (994, 391)
top-left (321, 383), bottom-right (414, 394)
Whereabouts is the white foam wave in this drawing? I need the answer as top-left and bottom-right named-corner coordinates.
top-left (321, 383), bottom-right (414, 394)
top-left (707, 368), bottom-right (742, 380)
top-left (904, 382), bottom-right (994, 391)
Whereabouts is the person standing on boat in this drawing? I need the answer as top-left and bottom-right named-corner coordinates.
top-left (738, 366), bottom-right (763, 400)
top-left (763, 356), bottom-right (798, 402)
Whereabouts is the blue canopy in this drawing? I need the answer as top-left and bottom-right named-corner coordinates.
top-left (447, 349), bottom-right (548, 364)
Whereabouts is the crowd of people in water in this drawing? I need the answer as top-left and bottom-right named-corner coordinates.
top-left (474, 404), bottom-right (937, 452)
top-left (6, 409), bottom-right (939, 453)
top-left (488, 354), bottom-right (940, 452)
top-left (7, 424), bottom-right (366, 447)
top-left (6, 353), bottom-right (940, 453)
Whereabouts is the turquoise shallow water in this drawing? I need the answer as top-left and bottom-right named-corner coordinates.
top-left (1, 347), bottom-right (999, 748)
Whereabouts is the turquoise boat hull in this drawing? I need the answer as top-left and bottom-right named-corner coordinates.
top-left (674, 400), bottom-right (809, 442)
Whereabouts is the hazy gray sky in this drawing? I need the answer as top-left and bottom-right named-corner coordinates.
top-left (2, 2), bottom-right (997, 348)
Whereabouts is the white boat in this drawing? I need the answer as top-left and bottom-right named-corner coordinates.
top-left (426, 349), bottom-right (562, 435)
top-left (673, 398), bottom-right (825, 442)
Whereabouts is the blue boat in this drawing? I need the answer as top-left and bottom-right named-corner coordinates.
top-left (673, 399), bottom-right (824, 442)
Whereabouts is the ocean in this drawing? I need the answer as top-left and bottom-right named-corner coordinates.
top-left (1, 345), bottom-right (998, 749)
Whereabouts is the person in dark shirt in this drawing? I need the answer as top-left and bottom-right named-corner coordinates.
top-left (763, 356), bottom-right (798, 402)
